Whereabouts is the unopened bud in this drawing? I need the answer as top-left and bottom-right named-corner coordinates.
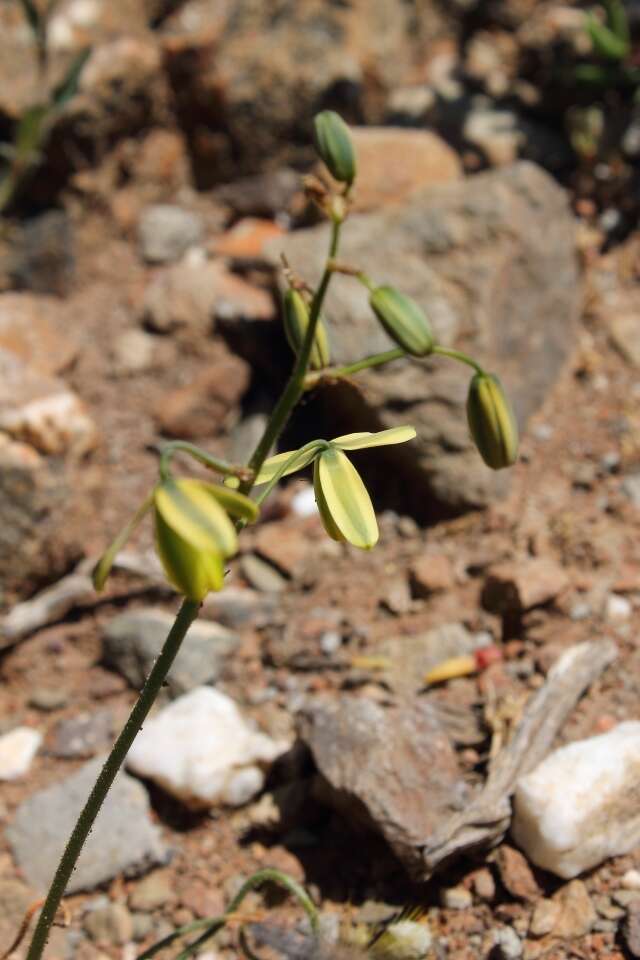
top-left (466, 372), bottom-right (519, 470)
top-left (369, 286), bottom-right (434, 357)
top-left (313, 110), bottom-right (356, 185)
top-left (283, 288), bottom-right (330, 370)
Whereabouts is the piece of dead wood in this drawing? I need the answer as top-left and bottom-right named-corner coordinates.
top-left (1, 551), bottom-right (168, 647)
top-left (418, 639), bottom-right (618, 877)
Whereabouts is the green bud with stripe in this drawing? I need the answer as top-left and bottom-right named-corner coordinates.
top-left (369, 286), bottom-right (434, 357)
top-left (283, 288), bottom-right (330, 370)
top-left (313, 110), bottom-right (356, 186)
top-left (466, 372), bottom-right (519, 470)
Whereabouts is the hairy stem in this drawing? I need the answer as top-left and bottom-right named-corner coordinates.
top-left (304, 346), bottom-right (406, 388)
top-left (239, 218), bottom-right (342, 495)
top-left (25, 600), bottom-right (200, 960)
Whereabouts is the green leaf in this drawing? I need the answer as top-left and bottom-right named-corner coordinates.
top-left (604, 0), bottom-right (630, 44)
top-left (333, 426), bottom-right (417, 451)
top-left (316, 447), bottom-right (378, 549)
top-left (587, 14), bottom-right (629, 60)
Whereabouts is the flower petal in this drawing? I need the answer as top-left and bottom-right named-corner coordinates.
top-left (333, 426), bottom-right (416, 451)
top-left (313, 458), bottom-right (345, 542)
top-left (155, 509), bottom-right (224, 600)
top-left (154, 478), bottom-right (237, 558)
top-left (253, 446), bottom-right (320, 485)
top-left (317, 447), bottom-right (378, 549)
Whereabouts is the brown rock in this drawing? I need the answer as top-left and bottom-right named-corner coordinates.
top-left (551, 880), bottom-right (597, 939)
top-left (609, 310), bottom-right (640, 369)
top-left (180, 881), bottom-right (224, 919)
top-left (624, 899), bottom-right (640, 957)
top-left (253, 522), bottom-right (309, 578)
top-left (213, 218), bottom-right (286, 259)
top-left (410, 554), bottom-right (455, 596)
top-left (482, 558), bottom-right (570, 614)
top-left (271, 162), bottom-right (581, 512)
top-left (143, 259), bottom-right (273, 333)
top-left (0, 349), bottom-right (98, 456)
top-left (324, 128), bottom-right (462, 211)
top-left (300, 696), bottom-right (468, 877)
top-left (156, 348), bottom-right (250, 438)
top-left (496, 845), bottom-right (540, 901)
top-left (0, 294), bottom-right (77, 375)
top-left (529, 898), bottom-right (561, 938)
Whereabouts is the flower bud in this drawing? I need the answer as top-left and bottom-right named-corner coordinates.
top-left (369, 286), bottom-right (434, 357)
top-left (313, 110), bottom-right (356, 185)
top-left (283, 288), bottom-right (330, 370)
top-left (153, 478), bottom-right (257, 601)
top-left (466, 372), bottom-right (519, 470)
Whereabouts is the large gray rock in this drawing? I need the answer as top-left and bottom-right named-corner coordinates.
top-left (102, 608), bottom-right (240, 697)
top-left (271, 162), bottom-right (581, 510)
top-left (300, 697), bottom-right (468, 877)
top-left (7, 756), bottom-right (168, 893)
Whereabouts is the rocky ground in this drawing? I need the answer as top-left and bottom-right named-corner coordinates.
top-left (2, 1), bottom-right (640, 959)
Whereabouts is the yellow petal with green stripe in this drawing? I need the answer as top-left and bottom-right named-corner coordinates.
top-left (333, 426), bottom-right (416, 451)
top-left (317, 447), bottom-right (378, 549)
top-left (155, 509), bottom-right (224, 600)
top-left (313, 458), bottom-right (345, 542)
top-left (253, 446), bottom-right (320, 486)
top-left (154, 478), bottom-right (237, 558)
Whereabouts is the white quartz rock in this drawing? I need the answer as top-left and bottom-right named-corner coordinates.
top-left (512, 722), bottom-right (640, 879)
top-left (126, 687), bottom-right (288, 809)
top-left (0, 727), bottom-right (42, 780)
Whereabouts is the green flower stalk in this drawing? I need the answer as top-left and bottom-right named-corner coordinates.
top-left (283, 288), bottom-right (330, 370)
top-left (466, 372), bottom-right (519, 470)
top-left (313, 109), bottom-right (357, 186)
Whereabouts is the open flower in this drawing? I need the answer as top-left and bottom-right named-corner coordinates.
top-left (254, 426), bottom-right (416, 549)
top-left (93, 477), bottom-right (258, 602)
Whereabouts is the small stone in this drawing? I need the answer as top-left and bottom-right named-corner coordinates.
top-left (138, 205), bottom-right (203, 263)
top-left (126, 687), bottom-right (288, 810)
top-left (291, 484), bottom-right (319, 519)
top-left (50, 709), bottom-right (114, 759)
top-left (29, 687), bottom-right (69, 711)
top-left (0, 293), bottom-right (77, 374)
top-left (622, 474), bottom-right (640, 508)
top-left (512, 722), bottom-right (640, 878)
top-left (381, 575), bottom-right (412, 615)
top-left (464, 104), bottom-right (523, 166)
top-left (201, 587), bottom-right (277, 629)
top-left (482, 558), bottom-right (569, 614)
top-left (7, 756), bottom-right (168, 893)
top-left (472, 868), bottom-right (496, 902)
top-left (625, 900), bottom-right (640, 957)
top-left (103, 609), bottom-right (239, 698)
top-left (441, 885), bottom-right (473, 910)
top-left (622, 870), bottom-right (640, 891)
top-left (212, 217), bottom-right (286, 259)
top-left (132, 912), bottom-right (155, 941)
top-left (241, 554), bottom-right (287, 593)
top-left (550, 880), bottom-right (596, 939)
top-left (609, 313), bottom-right (640, 369)
top-left (84, 902), bottom-right (134, 946)
top-left (492, 926), bottom-right (523, 959)
top-left (0, 349), bottom-right (98, 456)
top-left (129, 871), bottom-right (174, 912)
top-left (111, 329), bottom-right (157, 376)
top-left (529, 899), bottom-right (561, 938)
top-left (604, 593), bottom-right (632, 622)
top-left (496, 845), bottom-right (540, 901)
top-left (409, 554), bottom-right (454, 596)
top-left (0, 726), bottom-right (41, 780)
top-left (180, 881), bottom-right (224, 919)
